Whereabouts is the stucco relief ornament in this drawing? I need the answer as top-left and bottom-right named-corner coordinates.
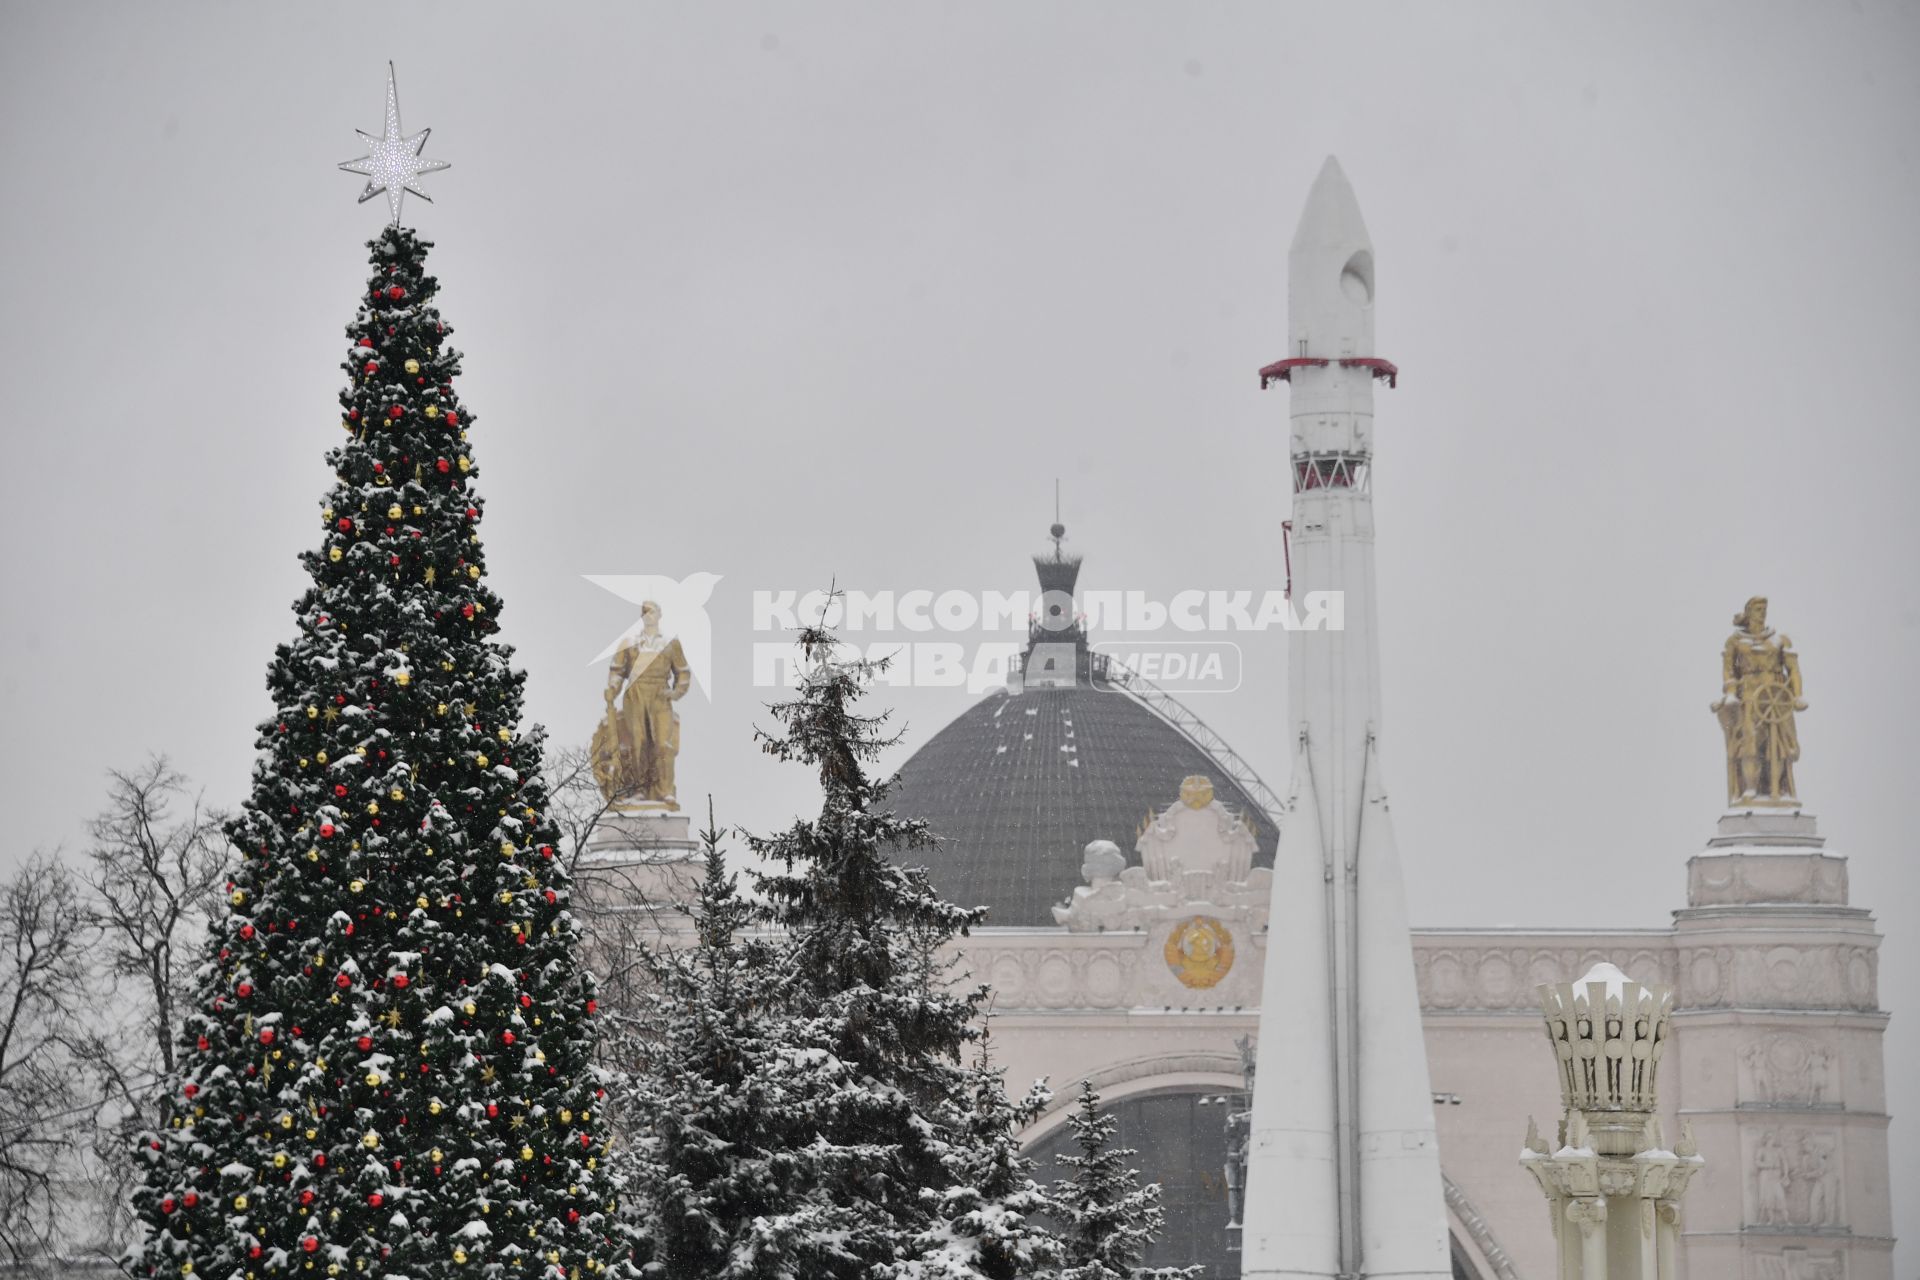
top-left (339, 63), bottom-right (451, 226)
top-left (1713, 596), bottom-right (1806, 807)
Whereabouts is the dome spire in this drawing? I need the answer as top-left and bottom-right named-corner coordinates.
top-left (1033, 480), bottom-right (1083, 599)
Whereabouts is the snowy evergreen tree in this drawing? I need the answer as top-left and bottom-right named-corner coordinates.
top-left (1046, 1082), bottom-right (1200, 1280)
top-left (130, 227), bottom-right (631, 1280)
top-left (608, 814), bottom-right (872, 1279)
top-left (743, 617), bottom-right (1053, 1278)
top-left (900, 1032), bottom-right (1059, 1280)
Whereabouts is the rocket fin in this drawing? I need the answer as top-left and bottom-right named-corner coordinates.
top-left (1241, 737), bottom-right (1341, 1278)
top-left (1353, 740), bottom-right (1451, 1278)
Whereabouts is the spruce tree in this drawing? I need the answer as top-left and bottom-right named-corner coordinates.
top-left (131, 227), bottom-right (628, 1280)
top-left (901, 1032), bottom-right (1059, 1280)
top-left (1048, 1082), bottom-right (1200, 1280)
top-left (610, 815), bottom-right (869, 1279)
top-left (744, 617), bottom-right (1043, 1277)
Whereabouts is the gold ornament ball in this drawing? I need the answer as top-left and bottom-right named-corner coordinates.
top-left (404, 359), bottom-right (420, 374)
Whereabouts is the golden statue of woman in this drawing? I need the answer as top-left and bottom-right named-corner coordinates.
top-left (1712, 596), bottom-right (1805, 806)
top-left (591, 601), bottom-right (691, 810)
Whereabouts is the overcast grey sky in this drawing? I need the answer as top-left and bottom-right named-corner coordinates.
top-left (3, 0), bottom-right (1917, 1255)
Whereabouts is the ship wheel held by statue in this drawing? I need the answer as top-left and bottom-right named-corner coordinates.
top-left (1749, 679), bottom-right (1796, 729)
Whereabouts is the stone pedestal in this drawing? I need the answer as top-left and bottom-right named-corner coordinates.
top-left (572, 811), bottom-right (703, 978)
top-left (1672, 810), bottom-right (1894, 1280)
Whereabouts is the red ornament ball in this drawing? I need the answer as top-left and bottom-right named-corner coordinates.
top-left (335, 972), bottom-right (353, 989)
top-left (444, 412), bottom-right (459, 427)
top-left (392, 974), bottom-right (410, 990)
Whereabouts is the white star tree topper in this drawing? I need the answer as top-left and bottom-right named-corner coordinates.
top-left (338, 63), bottom-right (450, 226)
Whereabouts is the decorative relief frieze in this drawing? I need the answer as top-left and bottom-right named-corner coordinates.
top-left (1689, 852), bottom-right (1848, 908)
top-left (1679, 944), bottom-right (1879, 1011)
top-left (1744, 1126), bottom-right (1845, 1230)
top-left (1739, 1032), bottom-right (1842, 1109)
top-left (1411, 943), bottom-right (1675, 1013)
top-left (1749, 1248), bottom-right (1845, 1280)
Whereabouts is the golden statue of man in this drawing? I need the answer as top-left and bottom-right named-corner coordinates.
top-left (591, 601), bottom-right (691, 810)
top-left (1712, 596), bottom-right (1806, 806)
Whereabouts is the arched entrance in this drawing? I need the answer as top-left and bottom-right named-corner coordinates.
top-left (1025, 1084), bottom-right (1239, 1277)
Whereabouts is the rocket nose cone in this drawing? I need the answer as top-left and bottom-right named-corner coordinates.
top-left (1290, 155), bottom-right (1372, 256)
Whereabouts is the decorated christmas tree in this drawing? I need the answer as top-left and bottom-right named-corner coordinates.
top-left (131, 69), bottom-right (628, 1280)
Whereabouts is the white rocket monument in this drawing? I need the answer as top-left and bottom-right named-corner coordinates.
top-left (1241, 158), bottom-right (1451, 1279)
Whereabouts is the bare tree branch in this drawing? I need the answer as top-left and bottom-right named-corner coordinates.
top-left (76, 757), bottom-right (230, 1261)
top-left (0, 853), bottom-right (100, 1271)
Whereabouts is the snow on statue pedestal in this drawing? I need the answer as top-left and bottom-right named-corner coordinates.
top-left (577, 812), bottom-right (702, 917)
top-left (1521, 963), bottom-right (1704, 1280)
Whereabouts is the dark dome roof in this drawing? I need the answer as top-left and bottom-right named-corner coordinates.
top-left (889, 684), bottom-right (1277, 927)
